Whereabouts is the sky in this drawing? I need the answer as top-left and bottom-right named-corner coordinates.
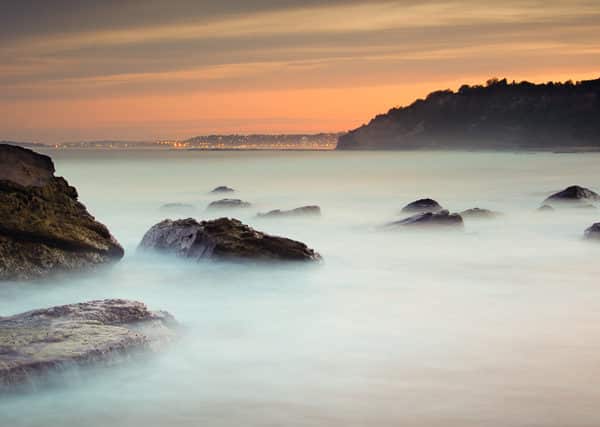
top-left (1, 0), bottom-right (599, 143)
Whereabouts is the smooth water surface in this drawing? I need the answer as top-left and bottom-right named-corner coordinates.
top-left (1, 150), bottom-right (600, 427)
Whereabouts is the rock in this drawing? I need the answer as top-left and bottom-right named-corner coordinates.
top-left (401, 198), bottom-right (443, 213)
top-left (257, 205), bottom-right (321, 218)
top-left (538, 204), bottom-right (555, 212)
top-left (584, 223), bottom-right (600, 240)
top-left (543, 185), bottom-right (600, 206)
top-left (211, 186), bottom-right (235, 193)
top-left (0, 144), bottom-right (124, 280)
top-left (460, 208), bottom-right (501, 219)
top-left (139, 217), bottom-right (321, 261)
top-left (385, 210), bottom-right (464, 229)
top-left (160, 203), bottom-right (196, 213)
top-left (207, 198), bottom-right (251, 210)
top-left (0, 299), bottom-right (176, 387)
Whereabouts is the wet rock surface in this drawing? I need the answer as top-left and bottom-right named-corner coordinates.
top-left (0, 144), bottom-right (124, 280)
top-left (386, 210), bottom-right (464, 229)
top-left (207, 198), bottom-right (251, 210)
top-left (258, 205), bottom-right (321, 218)
top-left (543, 185), bottom-right (600, 206)
top-left (401, 198), bottom-right (443, 213)
top-left (584, 223), bottom-right (600, 240)
top-left (0, 299), bottom-right (176, 387)
top-left (139, 217), bottom-right (321, 261)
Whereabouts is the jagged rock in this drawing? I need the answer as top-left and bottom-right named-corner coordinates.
top-left (584, 223), bottom-right (600, 240)
top-left (386, 210), bottom-right (464, 229)
top-left (0, 299), bottom-right (176, 387)
top-left (0, 144), bottom-right (124, 280)
top-left (139, 217), bottom-right (321, 262)
top-left (460, 208), bottom-right (501, 219)
top-left (543, 185), bottom-right (600, 206)
top-left (160, 203), bottom-right (196, 213)
top-left (257, 205), bottom-right (321, 218)
top-left (207, 198), bottom-right (251, 210)
top-left (211, 186), bottom-right (235, 193)
top-left (401, 198), bottom-right (443, 213)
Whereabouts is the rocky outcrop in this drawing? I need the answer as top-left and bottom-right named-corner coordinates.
top-left (0, 144), bottom-right (124, 280)
top-left (257, 205), bottom-right (321, 218)
top-left (139, 217), bottom-right (321, 262)
top-left (543, 185), bottom-right (600, 206)
top-left (207, 198), bottom-right (251, 210)
top-left (0, 299), bottom-right (176, 387)
top-left (386, 210), bottom-right (463, 229)
top-left (401, 198), bottom-right (443, 213)
top-left (211, 186), bottom-right (235, 193)
top-left (460, 208), bottom-right (501, 219)
top-left (584, 223), bottom-right (600, 240)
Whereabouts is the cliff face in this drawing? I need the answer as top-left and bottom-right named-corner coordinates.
top-left (0, 144), bottom-right (124, 280)
top-left (337, 78), bottom-right (600, 150)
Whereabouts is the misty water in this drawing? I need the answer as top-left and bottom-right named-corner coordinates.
top-left (2, 150), bottom-right (600, 427)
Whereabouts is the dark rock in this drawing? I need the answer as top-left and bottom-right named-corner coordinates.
top-left (0, 144), bottom-right (124, 280)
top-left (207, 198), bottom-right (251, 210)
top-left (386, 210), bottom-right (464, 229)
top-left (258, 205), bottom-right (321, 218)
top-left (0, 299), bottom-right (176, 387)
top-left (584, 223), bottom-right (600, 240)
top-left (211, 186), bottom-right (235, 193)
top-left (460, 208), bottom-right (501, 219)
top-left (139, 217), bottom-right (321, 262)
top-left (160, 203), bottom-right (196, 212)
top-left (543, 185), bottom-right (600, 206)
top-left (401, 198), bottom-right (443, 213)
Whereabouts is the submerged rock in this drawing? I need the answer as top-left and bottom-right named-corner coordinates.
top-left (401, 198), bottom-right (443, 213)
top-left (211, 186), bottom-right (235, 193)
top-left (0, 299), bottom-right (176, 387)
top-left (139, 217), bottom-right (321, 261)
top-left (257, 205), bottom-right (321, 218)
top-left (543, 185), bottom-right (600, 206)
top-left (0, 144), bottom-right (124, 280)
top-left (386, 210), bottom-right (463, 229)
top-left (460, 208), bottom-right (501, 219)
top-left (160, 203), bottom-right (196, 213)
top-left (207, 198), bottom-right (251, 210)
top-left (538, 204), bottom-right (555, 212)
top-left (584, 223), bottom-right (600, 240)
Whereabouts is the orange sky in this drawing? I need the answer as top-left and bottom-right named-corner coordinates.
top-left (1, 1), bottom-right (599, 142)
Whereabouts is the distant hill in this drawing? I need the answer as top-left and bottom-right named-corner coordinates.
top-left (337, 77), bottom-right (600, 150)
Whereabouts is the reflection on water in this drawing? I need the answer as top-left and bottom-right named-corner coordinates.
top-left (1, 150), bottom-right (600, 427)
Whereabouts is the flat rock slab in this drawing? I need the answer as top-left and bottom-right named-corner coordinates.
top-left (0, 299), bottom-right (176, 387)
top-left (460, 208), bottom-right (501, 219)
top-left (207, 198), bottom-right (251, 210)
top-left (139, 217), bottom-right (321, 261)
top-left (257, 205), bottom-right (321, 218)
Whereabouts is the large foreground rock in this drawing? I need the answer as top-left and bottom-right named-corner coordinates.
top-left (0, 299), bottom-right (176, 387)
top-left (0, 144), bottom-right (124, 280)
top-left (543, 185), bottom-right (600, 206)
top-left (386, 210), bottom-right (464, 229)
top-left (401, 198), bottom-right (443, 213)
top-left (139, 217), bottom-right (321, 261)
top-left (258, 205), bottom-right (321, 218)
top-left (584, 223), bottom-right (600, 241)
